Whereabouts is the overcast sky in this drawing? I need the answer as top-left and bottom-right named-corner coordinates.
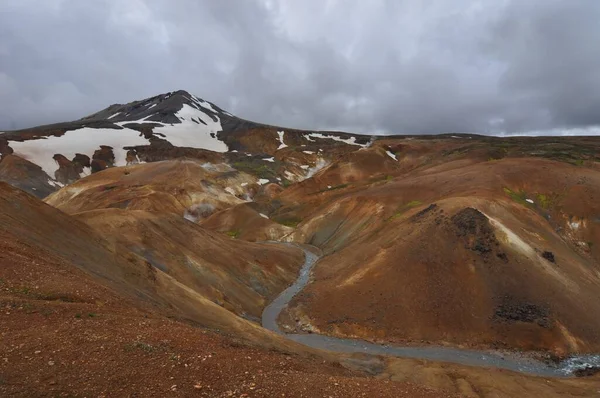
top-left (1, 0), bottom-right (600, 135)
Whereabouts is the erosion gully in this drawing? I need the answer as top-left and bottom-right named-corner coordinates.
top-left (261, 245), bottom-right (600, 377)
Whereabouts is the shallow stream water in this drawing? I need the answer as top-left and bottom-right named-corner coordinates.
top-left (262, 246), bottom-right (600, 377)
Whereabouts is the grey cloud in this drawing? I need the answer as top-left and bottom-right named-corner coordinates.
top-left (1, 0), bottom-right (600, 135)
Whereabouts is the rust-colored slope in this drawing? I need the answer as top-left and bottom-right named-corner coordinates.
top-left (0, 182), bottom-right (301, 344)
top-left (45, 159), bottom-right (256, 215)
top-left (280, 157), bottom-right (600, 356)
top-left (0, 183), bottom-right (449, 398)
top-left (200, 202), bottom-right (293, 242)
top-left (76, 208), bottom-right (302, 319)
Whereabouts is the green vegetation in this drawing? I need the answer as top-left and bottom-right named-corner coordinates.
top-left (75, 313), bottom-right (81, 319)
top-left (442, 145), bottom-right (474, 157)
top-left (232, 160), bottom-right (277, 180)
top-left (528, 143), bottom-right (597, 166)
top-left (536, 194), bottom-right (552, 210)
top-left (88, 313), bottom-right (97, 318)
top-left (503, 187), bottom-right (531, 206)
top-left (276, 217), bottom-right (302, 228)
top-left (327, 183), bottom-right (349, 191)
top-left (388, 200), bottom-right (423, 221)
top-left (487, 147), bottom-right (509, 160)
top-left (369, 175), bottom-right (394, 184)
top-left (225, 230), bottom-right (240, 239)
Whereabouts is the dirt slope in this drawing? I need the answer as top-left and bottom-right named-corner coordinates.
top-left (76, 208), bottom-right (302, 319)
top-left (279, 152), bottom-right (600, 357)
top-left (45, 159), bottom-right (256, 216)
top-left (0, 182), bottom-right (304, 345)
top-left (200, 202), bottom-right (294, 241)
top-left (0, 184), bottom-right (449, 397)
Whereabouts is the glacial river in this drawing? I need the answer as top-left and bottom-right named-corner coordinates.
top-left (262, 246), bottom-right (600, 377)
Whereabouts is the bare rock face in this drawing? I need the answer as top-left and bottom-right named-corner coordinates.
top-left (73, 153), bottom-right (91, 169)
top-left (126, 149), bottom-right (140, 165)
top-left (0, 154), bottom-right (57, 198)
top-left (451, 207), bottom-right (499, 255)
top-left (90, 159), bottom-right (108, 173)
top-left (52, 153), bottom-right (91, 185)
top-left (0, 137), bottom-right (14, 156)
top-left (91, 146), bottom-right (116, 172)
top-left (53, 154), bottom-right (81, 184)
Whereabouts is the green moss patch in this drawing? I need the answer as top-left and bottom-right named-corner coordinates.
top-left (388, 200), bottom-right (423, 220)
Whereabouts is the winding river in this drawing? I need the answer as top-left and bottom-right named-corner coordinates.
top-left (262, 246), bottom-right (600, 377)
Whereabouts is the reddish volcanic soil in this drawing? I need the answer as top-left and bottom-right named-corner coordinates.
top-left (279, 147), bottom-right (600, 357)
top-left (0, 232), bottom-right (449, 398)
top-left (0, 182), bottom-right (451, 397)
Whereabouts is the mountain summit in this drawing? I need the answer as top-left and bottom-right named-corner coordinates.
top-left (0, 90), bottom-right (371, 196)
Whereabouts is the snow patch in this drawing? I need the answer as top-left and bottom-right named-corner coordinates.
top-left (107, 112), bottom-right (121, 119)
top-left (191, 95), bottom-right (218, 113)
top-left (9, 128), bottom-right (150, 176)
top-left (225, 187), bottom-right (236, 196)
top-left (386, 150), bottom-right (397, 161)
top-left (258, 179), bottom-right (270, 185)
top-left (259, 213), bottom-right (269, 219)
top-left (303, 150), bottom-right (315, 155)
top-left (241, 182), bottom-right (248, 187)
top-left (525, 199), bottom-right (534, 204)
top-left (300, 165), bottom-right (309, 170)
top-left (79, 167), bottom-right (91, 178)
top-left (48, 179), bottom-right (64, 188)
top-left (277, 131), bottom-right (288, 150)
top-left (307, 132), bottom-right (366, 147)
top-left (263, 157), bottom-right (275, 162)
top-left (153, 104), bottom-right (228, 152)
top-left (284, 170), bottom-right (296, 181)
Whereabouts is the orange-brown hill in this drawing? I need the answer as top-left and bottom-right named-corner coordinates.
top-left (0, 182), bottom-right (451, 398)
top-left (199, 201), bottom-right (294, 241)
top-left (76, 208), bottom-right (300, 318)
top-left (277, 143), bottom-right (600, 357)
top-left (0, 181), bottom-right (309, 345)
top-left (45, 158), bottom-right (258, 215)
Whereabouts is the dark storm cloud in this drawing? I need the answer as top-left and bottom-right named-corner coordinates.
top-left (1, 0), bottom-right (600, 135)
